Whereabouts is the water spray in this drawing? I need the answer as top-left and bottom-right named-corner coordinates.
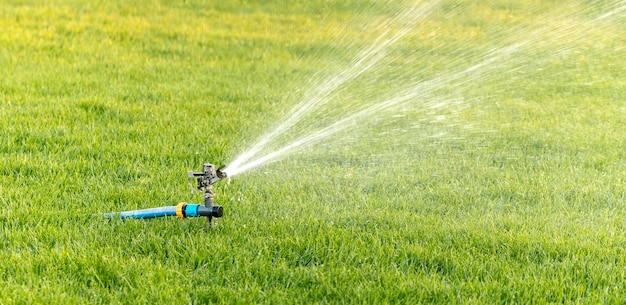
top-left (225, 1), bottom-right (626, 178)
top-left (103, 163), bottom-right (228, 223)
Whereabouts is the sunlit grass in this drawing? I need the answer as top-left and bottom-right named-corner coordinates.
top-left (1, 0), bottom-right (625, 304)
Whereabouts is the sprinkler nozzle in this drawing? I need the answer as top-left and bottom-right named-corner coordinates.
top-left (216, 165), bottom-right (227, 179)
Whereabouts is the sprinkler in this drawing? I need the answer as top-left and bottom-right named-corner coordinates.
top-left (103, 163), bottom-right (228, 223)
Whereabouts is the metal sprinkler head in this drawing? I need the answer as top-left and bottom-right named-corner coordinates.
top-left (187, 164), bottom-right (228, 188)
top-left (187, 163), bottom-right (228, 223)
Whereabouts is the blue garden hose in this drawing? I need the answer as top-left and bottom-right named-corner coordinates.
top-left (103, 203), bottom-right (223, 220)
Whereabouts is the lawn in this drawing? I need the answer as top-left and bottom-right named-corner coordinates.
top-left (1, 0), bottom-right (625, 303)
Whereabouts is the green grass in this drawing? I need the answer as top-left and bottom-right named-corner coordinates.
top-left (1, 0), bottom-right (625, 303)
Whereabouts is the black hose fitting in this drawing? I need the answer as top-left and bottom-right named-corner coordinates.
top-left (197, 205), bottom-right (223, 218)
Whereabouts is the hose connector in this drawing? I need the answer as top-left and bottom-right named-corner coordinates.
top-left (176, 202), bottom-right (223, 219)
